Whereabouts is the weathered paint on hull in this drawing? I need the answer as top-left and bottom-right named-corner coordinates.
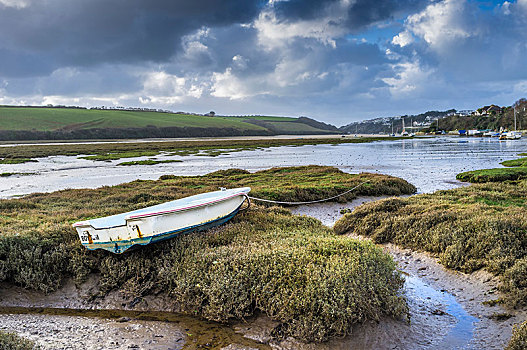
top-left (82, 204), bottom-right (243, 254)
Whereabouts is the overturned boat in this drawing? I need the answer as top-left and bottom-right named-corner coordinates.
top-left (73, 187), bottom-right (251, 254)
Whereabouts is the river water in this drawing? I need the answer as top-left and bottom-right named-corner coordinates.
top-left (1, 136), bottom-right (526, 198)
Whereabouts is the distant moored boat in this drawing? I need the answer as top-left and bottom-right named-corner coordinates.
top-left (73, 187), bottom-right (251, 254)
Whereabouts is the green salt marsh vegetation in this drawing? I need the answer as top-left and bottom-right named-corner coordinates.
top-left (456, 153), bottom-right (527, 183)
top-left (456, 167), bottom-right (527, 183)
top-left (0, 158), bottom-right (37, 164)
top-left (0, 166), bottom-right (414, 342)
top-left (116, 159), bottom-right (183, 166)
top-left (501, 157), bottom-right (527, 167)
top-left (0, 136), bottom-right (405, 162)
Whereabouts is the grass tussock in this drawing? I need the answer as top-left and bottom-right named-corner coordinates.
top-left (0, 158), bottom-right (37, 164)
top-left (0, 331), bottom-right (37, 350)
top-left (117, 159), bottom-right (183, 166)
top-left (506, 320), bottom-right (527, 350)
top-left (334, 180), bottom-right (527, 307)
top-left (456, 168), bottom-right (527, 183)
top-left (501, 157), bottom-right (527, 167)
top-left (0, 166), bottom-right (412, 342)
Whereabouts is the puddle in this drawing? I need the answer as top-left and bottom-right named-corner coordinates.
top-left (405, 275), bottom-right (478, 349)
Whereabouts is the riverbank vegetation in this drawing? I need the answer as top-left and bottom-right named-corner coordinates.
top-left (334, 177), bottom-right (527, 307)
top-left (0, 136), bottom-right (405, 162)
top-left (501, 157), bottom-right (527, 167)
top-left (456, 153), bottom-right (527, 183)
top-left (456, 168), bottom-right (527, 183)
top-left (0, 166), bottom-right (414, 342)
top-left (506, 320), bottom-right (527, 350)
top-left (116, 159), bottom-right (183, 166)
top-left (0, 331), bottom-right (36, 350)
top-left (0, 158), bottom-right (37, 164)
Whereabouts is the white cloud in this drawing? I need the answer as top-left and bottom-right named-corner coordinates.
top-left (0, 0), bottom-right (31, 9)
top-left (211, 68), bottom-right (268, 99)
top-left (141, 71), bottom-right (204, 104)
top-left (392, 31), bottom-right (413, 47)
top-left (254, 4), bottom-right (350, 49)
top-left (403, 0), bottom-right (472, 50)
top-left (232, 55), bottom-right (248, 70)
top-left (383, 60), bottom-right (434, 98)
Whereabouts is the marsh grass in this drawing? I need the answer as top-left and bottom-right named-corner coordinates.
top-left (501, 158), bottom-right (527, 167)
top-left (0, 137), bottom-right (405, 161)
top-left (117, 159), bottom-right (183, 166)
top-left (0, 172), bottom-right (33, 177)
top-left (506, 320), bottom-right (527, 350)
top-left (334, 180), bottom-right (527, 307)
top-left (0, 331), bottom-right (37, 350)
top-left (456, 168), bottom-right (527, 183)
top-left (0, 166), bottom-right (413, 342)
top-left (0, 158), bottom-right (37, 164)
top-left (79, 151), bottom-right (159, 161)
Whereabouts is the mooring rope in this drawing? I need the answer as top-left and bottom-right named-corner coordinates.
top-left (248, 181), bottom-right (369, 206)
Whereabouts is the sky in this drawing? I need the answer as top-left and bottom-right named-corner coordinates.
top-left (0, 0), bottom-right (526, 126)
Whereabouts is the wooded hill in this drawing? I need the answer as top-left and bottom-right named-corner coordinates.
top-left (340, 110), bottom-right (455, 134)
top-left (427, 99), bottom-right (527, 132)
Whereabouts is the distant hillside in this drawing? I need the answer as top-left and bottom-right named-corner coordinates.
top-left (0, 106), bottom-right (339, 140)
top-left (340, 110), bottom-right (455, 134)
top-left (424, 100), bottom-right (527, 132)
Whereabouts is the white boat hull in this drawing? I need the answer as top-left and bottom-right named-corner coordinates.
top-left (73, 187), bottom-right (250, 253)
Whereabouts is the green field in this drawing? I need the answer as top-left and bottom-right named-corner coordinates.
top-left (0, 107), bottom-right (339, 140)
top-left (0, 107), bottom-right (267, 131)
top-left (223, 115), bottom-right (297, 122)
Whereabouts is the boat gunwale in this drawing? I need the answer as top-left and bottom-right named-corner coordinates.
top-left (127, 191), bottom-right (248, 220)
top-left (81, 203), bottom-right (244, 253)
top-left (72, 188), bottom-right (250, 229)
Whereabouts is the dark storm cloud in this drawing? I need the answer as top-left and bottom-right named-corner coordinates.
top-left (0, 48), bottom-right (54, 78)
top-left (272, 0), bottom-right (428, 30)
top-left (0, 0), bottom-right (264, 76)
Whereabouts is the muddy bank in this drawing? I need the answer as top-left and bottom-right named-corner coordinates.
top-left (0, 312), bottom-right (186, 350)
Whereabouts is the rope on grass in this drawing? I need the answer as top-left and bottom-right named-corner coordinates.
top-left (248, 181), bottom-right (369, 206)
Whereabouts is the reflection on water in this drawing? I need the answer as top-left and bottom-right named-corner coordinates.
top-left (1, 136), bottom-right (525, 198)
top-left (405, 275), bottom-right (478, 349)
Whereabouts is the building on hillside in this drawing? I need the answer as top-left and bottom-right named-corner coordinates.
top-left (474, 105), bottom-right (503, 116)
top-left (456, 110), bottom-right (474, 116)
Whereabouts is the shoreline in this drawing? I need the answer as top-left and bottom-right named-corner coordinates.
top-left (0, 134), bottom-right (399, 147)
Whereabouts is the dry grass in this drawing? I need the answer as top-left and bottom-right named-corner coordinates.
top-left (0, 331), bottom-right (37, 350)
top-left (506, 320), bottom-right (527, 350)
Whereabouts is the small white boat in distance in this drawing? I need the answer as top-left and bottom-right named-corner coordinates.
top-left (500, 131), bottom-right (522, 140)
top-left (506, 131), bottom-right (522, 140)
top-left (73, 187), bottom-right (251, 254)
